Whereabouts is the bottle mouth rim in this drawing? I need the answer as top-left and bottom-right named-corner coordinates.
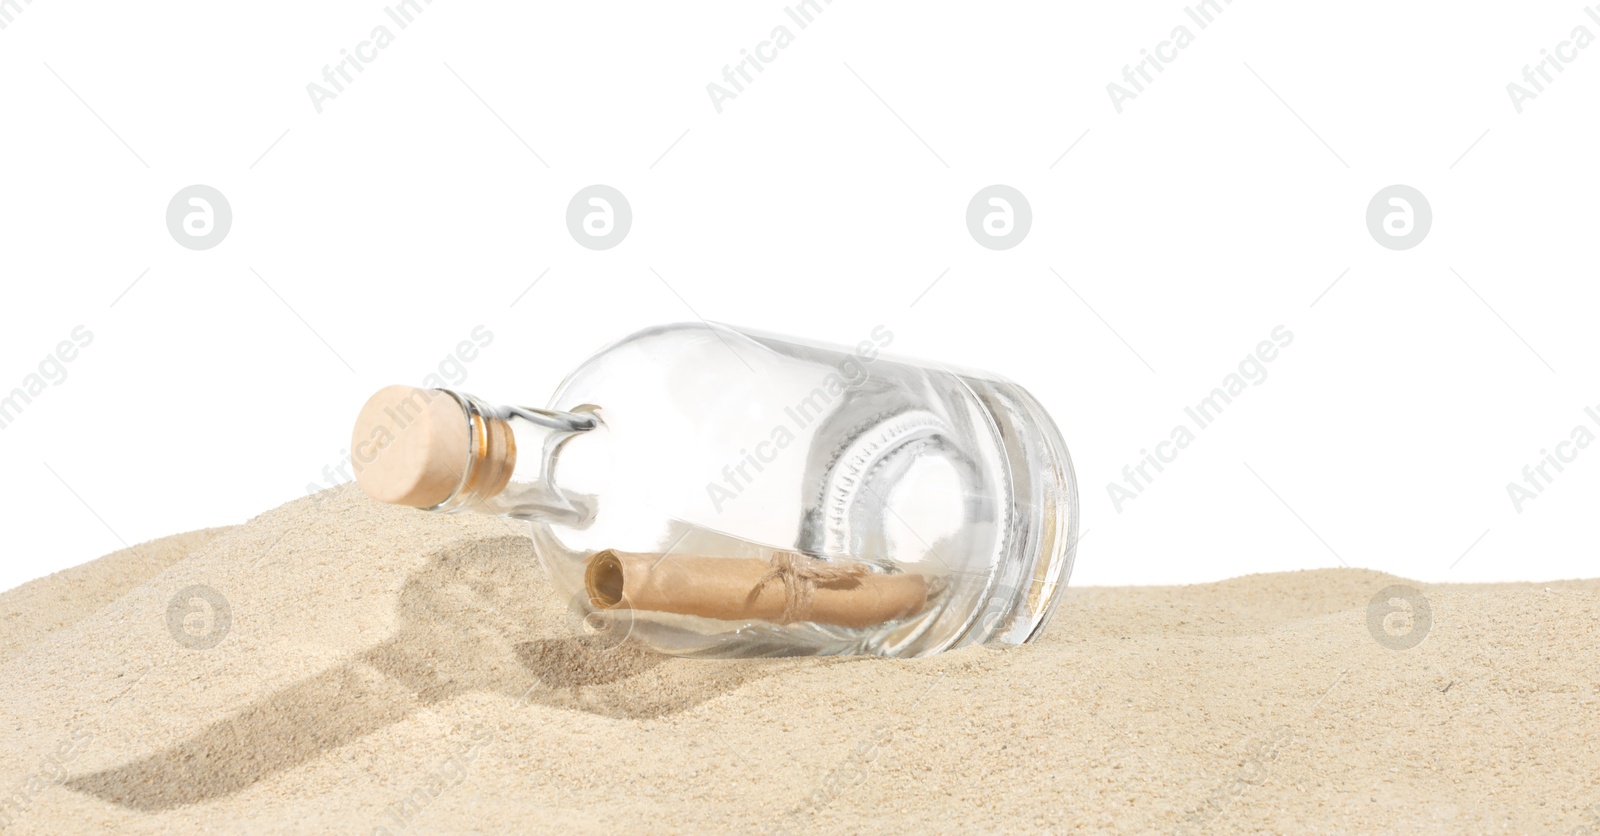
top-left (426, 392), bottom-right (602, 523)
top-left (429, 389), bottom-right (518, 511)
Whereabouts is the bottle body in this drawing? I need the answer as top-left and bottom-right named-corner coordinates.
top-left (386, 322), bottom-right (1078, 658)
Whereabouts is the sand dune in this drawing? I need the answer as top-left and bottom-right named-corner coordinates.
top-left (0, 528), bottom-right (232, 664)
top-left (0, 486), bottom-right (1595, 833)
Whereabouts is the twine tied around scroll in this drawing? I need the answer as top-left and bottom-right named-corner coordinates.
top-left (750, 551), bottom-right (871, 624)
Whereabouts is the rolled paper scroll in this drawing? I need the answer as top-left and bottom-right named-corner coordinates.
top-left (583, 549), bottom-right (929, 629)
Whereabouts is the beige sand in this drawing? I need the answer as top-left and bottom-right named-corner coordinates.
top-left (0, 528), bottom-right (232, 664)
top-left (0, 486), bottom-right (1596, 834)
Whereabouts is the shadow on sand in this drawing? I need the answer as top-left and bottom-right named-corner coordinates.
top-left (65, 535), bottom-right (795, 811)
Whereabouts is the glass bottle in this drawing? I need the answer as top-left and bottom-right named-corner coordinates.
top-left (351, 322), bottom-right (1079, 658)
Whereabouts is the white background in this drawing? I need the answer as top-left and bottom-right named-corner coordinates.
top-left (2, 0), bottom-right (1596, 593)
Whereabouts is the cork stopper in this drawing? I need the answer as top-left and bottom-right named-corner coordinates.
top-left (351, 386), bottom-right (471, 508)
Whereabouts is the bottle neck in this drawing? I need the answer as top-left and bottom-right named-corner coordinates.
top-left (431, 390), bottom-right (600, 525)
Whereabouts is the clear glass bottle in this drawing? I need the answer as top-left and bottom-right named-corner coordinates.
top-left (351, 322), bottom-right (1079, 658)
